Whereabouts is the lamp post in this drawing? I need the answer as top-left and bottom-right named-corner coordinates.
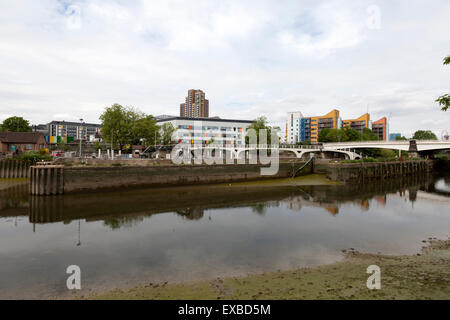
top-left (79, 118), bottom-right (84, 158)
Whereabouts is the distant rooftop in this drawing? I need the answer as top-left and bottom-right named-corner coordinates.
top-left (0, 132), bottom-right (45, 144)
top-left (48, 120), bottom-right (101, 127)
top-left (156, 116), bottom-right (253, 124)
top-left (155, 115), bottom-right (177, 120)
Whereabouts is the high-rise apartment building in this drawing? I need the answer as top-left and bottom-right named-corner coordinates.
top-left (372, 117), bottom-right (388, 141)
top-left (342, 113), bottom-right (371, 131)
top-left (286, 112), bottom-right (304, 144)
top-left (300, 109), bottom-right (341, 143)
top-left (180, 89), bottom-right (209, 118)
top-left (287, 109), bottom-right (389, 143)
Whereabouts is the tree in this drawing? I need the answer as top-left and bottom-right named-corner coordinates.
top-left (436, 55), bottom-right (450, 111)
top-left (318, 127), bottom-right (378, 142)
top-left (131, 115), bottom-right (159, 146)
top-left (361, 128), bottom-right (380, 141)
top-left (412, 130), bottom-right (437, 140)
top-left (395, 136), bottom-right (407, 141)
top-left (160, 123), bottom-right (176, 145)
top-left (1, 116), bottom-right (31, 132)
top-left (343, 128), bottom-right (361, 141)
top-left (100, 104), bottom-right (143, 150)
top-left (319, 128), bottom-right (349, 142)
top-left (245, 116), bottom-right (277, 145)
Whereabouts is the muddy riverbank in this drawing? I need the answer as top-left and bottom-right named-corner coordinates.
top-left (89, 239), bottom-right (450, 300)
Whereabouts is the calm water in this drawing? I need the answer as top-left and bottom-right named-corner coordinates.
top-left (0, 173), bottom-right (449, 299)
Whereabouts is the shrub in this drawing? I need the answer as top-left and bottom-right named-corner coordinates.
top-left (19, 152), bottom-right (53, 163)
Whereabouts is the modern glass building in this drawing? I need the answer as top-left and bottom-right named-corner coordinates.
top-left (156, 117), bottom-right (253, 146)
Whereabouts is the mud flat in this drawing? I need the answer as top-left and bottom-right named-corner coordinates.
top-left (88, 239), bottom-right (450, 300)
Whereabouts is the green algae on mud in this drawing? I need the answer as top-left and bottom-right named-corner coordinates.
top-left (0, 178), bottom-right (29, 191)
top-left (215, 174), bottom-right (340, 188)
top-left (89, 239), bottom-right (450, 300)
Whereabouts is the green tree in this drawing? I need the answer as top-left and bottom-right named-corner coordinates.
top-left (1, 116), bottom-right (31, 132)
top-left (395, 136), bottom-right (407, 141)
top-left (131, 115), bottom-right (159, 146)
top-left (319, 128), bottom-right (349, 142)
top-left (436, 56), bottom-right (450, 111)
top-left (361, 128), bottom-right (379, 141)
top-left (341, 128), bottom-right (358, 141)
top-left (160, 122), bottom-right (176, 145)
top-left (245, 116), bottom-right (277, 145)
top-left (412, 130), bottom-right (437, 140)
top-left (318, 127), bottom-right (378, 142)
top-left (100, 104), bottom-right (140, 150)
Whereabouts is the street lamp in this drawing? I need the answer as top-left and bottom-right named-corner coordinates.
top-left (79, 118), bottom-right (84, 158)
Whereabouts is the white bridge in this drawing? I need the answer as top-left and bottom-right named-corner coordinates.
top-left (180, 140), bottom-right (450, 161)
top-left (322, 140), bottom-right (450, 152)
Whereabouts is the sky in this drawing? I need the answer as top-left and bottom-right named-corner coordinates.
top-left (0, 0), bottom-right (449, 138)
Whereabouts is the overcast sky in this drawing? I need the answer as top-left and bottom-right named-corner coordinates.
top-left (0, 0), bottom-right (449, 138)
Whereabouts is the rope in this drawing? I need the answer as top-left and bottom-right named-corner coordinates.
top-left (292, 157), bottom-right (314, 178)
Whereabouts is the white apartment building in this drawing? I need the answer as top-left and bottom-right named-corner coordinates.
top-left (286, 112), bottom-right (303, 144)
top-left (156, 116), bottom-right (253, 146)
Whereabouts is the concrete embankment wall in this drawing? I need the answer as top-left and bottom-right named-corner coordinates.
top-left (315, 160), bottom-right (434, 183)
top-left (27, 160), bottom-right (434, 195)
top-left (0, 160), bottom-right (30, 178)
top-left (62, 162), bottom-right (304, 193)
top-left (30, 161), bottom-right (312, 195)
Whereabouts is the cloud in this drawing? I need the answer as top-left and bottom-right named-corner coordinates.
top-left (0, 0), bottom-right (449, 139)
top-left (278, 2), bottom-right (367, 56)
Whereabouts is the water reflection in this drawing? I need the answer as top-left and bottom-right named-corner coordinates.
top-left (434, 176), bottom-right (450, 194)
top-left (0, 173), bottom-right (447, 229)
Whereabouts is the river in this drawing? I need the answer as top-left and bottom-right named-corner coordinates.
top-left (0, 173), bottom-right (449, 299)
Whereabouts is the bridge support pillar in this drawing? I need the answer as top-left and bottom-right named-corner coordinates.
top-left (408, 152), bottom-right (420, 159)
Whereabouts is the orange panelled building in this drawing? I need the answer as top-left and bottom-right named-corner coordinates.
top-left (300, 109), bottom-right (341, 143)
top-left (372, 117), bottom-right (388, 141)
top-left (342, 113), bottom-right (371, 131)
top-left (292, 109), bottom-right (389, 143)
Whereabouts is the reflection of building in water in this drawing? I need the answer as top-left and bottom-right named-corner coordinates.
top-left (373, 195), bottom-right (387, 206)
top-left (176, 208), bottom-right (205, 220)
top-left (355, 199), bottom-right (370, 211)
top-left (324, 207), bottom-right (339, 215)
top-left (283, 195), bottom-right (340, 216)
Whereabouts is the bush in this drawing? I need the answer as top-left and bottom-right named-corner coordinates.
top-left (19, 152), bottom-right (53, 163)
top-left (341, 157), bottom-right (378, 164)
top-left (379, 149), bottom-right (396, 159)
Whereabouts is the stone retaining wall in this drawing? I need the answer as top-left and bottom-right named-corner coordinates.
top-left (315, 160), bottom-right (434, 183)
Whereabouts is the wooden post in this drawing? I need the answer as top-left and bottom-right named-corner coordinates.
top-left (29, 165), bottom-right (64, 196)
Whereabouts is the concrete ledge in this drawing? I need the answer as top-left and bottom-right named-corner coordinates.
top-left (62, 162), bottom-right (306, 193)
